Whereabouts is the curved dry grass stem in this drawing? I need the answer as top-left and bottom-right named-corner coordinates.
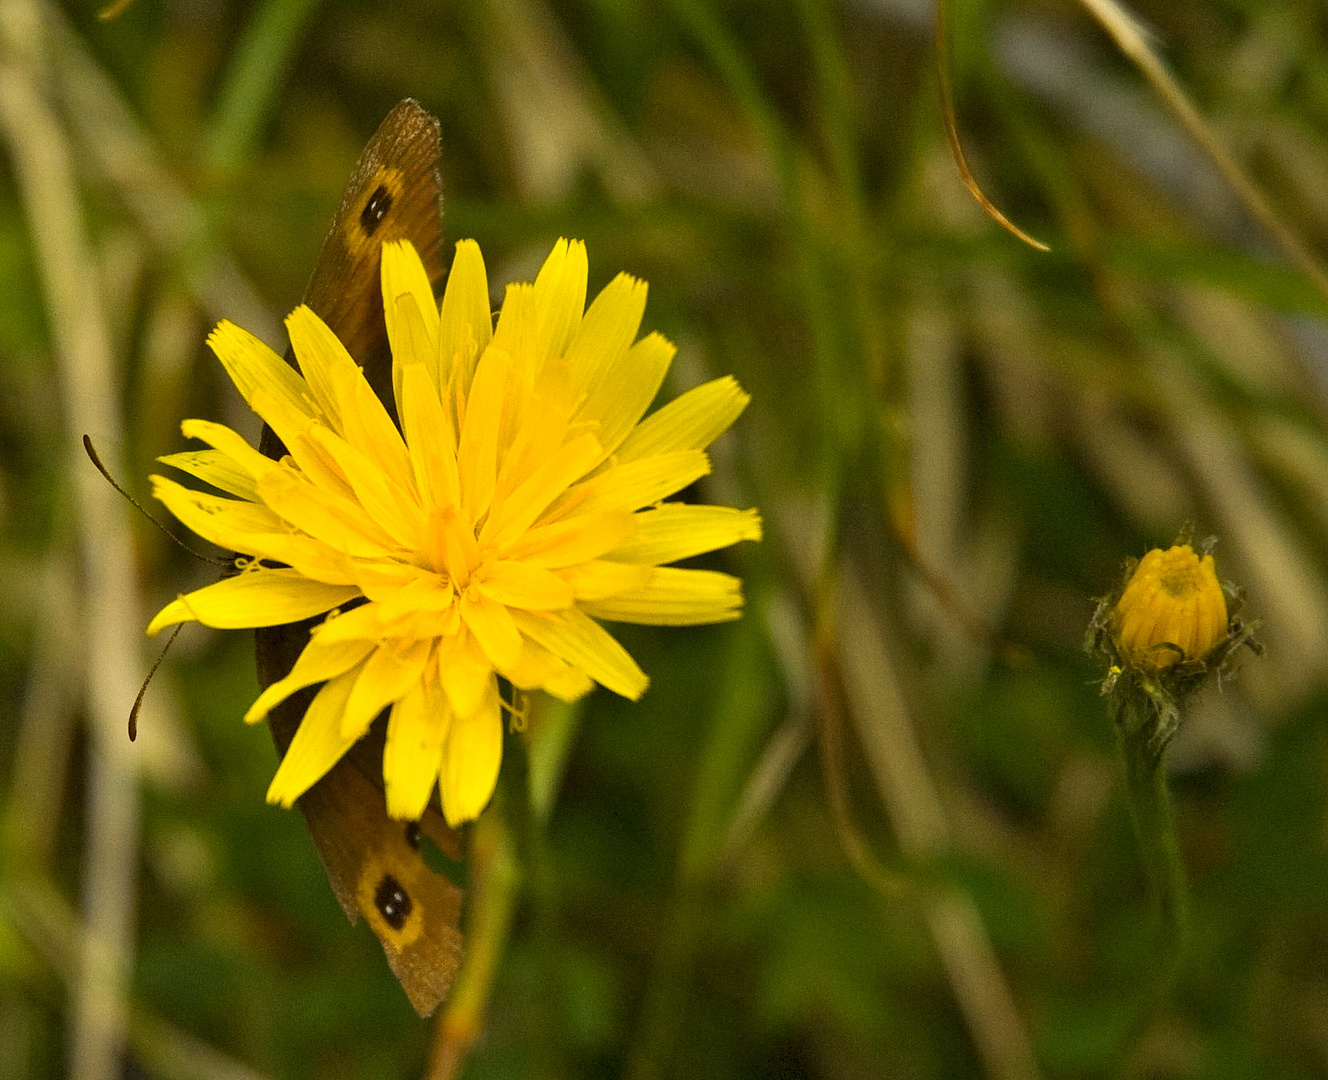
top-left (936, 0), bottom-right (1051, 253)
top-left (1076, 0), bottom-right (1328, 306)
top-left (0, 5), bottom-right (145, 1078)
top-left (813, 630), bottom-right (910, 902)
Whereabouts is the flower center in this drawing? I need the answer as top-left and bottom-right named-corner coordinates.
top-left (424, 504), bottom-right (483, 588)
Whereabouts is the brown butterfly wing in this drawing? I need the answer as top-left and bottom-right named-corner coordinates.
top-left (254, 99), bottom-right (464, 1017)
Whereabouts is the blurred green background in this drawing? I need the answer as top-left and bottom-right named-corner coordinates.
top-left (4, 0), bottom-right (1328, 1077)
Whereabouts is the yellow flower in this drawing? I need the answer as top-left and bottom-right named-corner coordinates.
top-left (1112, 544), bottom-right (1227, 671)
top-left (148, 238), bottom-right (760, 826)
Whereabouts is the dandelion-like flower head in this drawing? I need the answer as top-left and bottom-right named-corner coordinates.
top-left (149, 239), bottom-right (759, 825)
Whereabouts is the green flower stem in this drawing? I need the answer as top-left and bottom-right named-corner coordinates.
top-left (1112, 691), bottom-right (1190, 1065)
top-left (426, 794), bottom-right (520, 1080)
top-left (1120, 726), bottom-right (1188, 963)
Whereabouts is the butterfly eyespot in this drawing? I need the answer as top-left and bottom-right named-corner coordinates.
top-left (374, 873), bottom-right (413, 931)
top-left (360, 184), bottom-right (393, 235)
top-left (405, 821), bottom-right (422, 850)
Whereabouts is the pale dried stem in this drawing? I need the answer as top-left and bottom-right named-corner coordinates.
top-left (1158, 356), bottom-right (1328, 695)
top-left (1076, 0), bottom-right (1328, 306)
top-left (717, 591), bottom-right (814, 864)
top-left (0, 5), bottom-right (144, 1079)
top-left (484, 0), bottom-right (658, 205)
top-left (6, 558), bottom-right (81, 870)
top-left (718, 711), bottom-right (812, 866)
top-left (834, 571), bottom-right (1042, 1080)
top-left (42, 2), bottom-right (278, 342)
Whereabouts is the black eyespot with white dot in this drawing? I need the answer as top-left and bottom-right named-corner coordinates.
top-left (360, 184), bottom-right (393, 235)
top-left (374, 874), bottom-right (412, 930)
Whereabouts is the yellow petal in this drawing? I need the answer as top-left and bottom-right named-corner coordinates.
top-left (255, 468), bottom-right (400, 557)
top-left (509, 607), bottom-right (648, 700)
top-left (579, 567), bottom-right (744, 626)
top-left (490, 283), bottom-right (533, 372)
top-left (531, 238), bottom-right (588, 362)
top-left (477, 560), bottom-right (574, 610)
top-left (486, 375), bottom-right (575, 512)
top-left (439, 680), bottom-right (503, 826)
top-left (305, 425), bottom-right (424, 549)
top-left (456, 346), bottom-right (510, 523)
top-left (310, 602), bottom-right (388, 644)
top-left (564, 272), bottom-right (647, 401)
top-left (382, 240), bottom-right (441, 391)
top-left (276, 424), bottom-right (358, 503)
top-left (438, 239), bottom-right (492, 398)
top-left (461, 590), bottom-right (524, 671)
top-left (158, 448), bottom-right (258, 501)
top-left (606, 505), bottom-right (763, 565)
top-left (341, 638), bottom-right (433, 739)
top-left (388, 292), bottom-right (437, 425)
top-left (244, 534), bottom-right (358, 586)
top-left (157, 479), bottom-right (342, 585)
top-left (384, 680), bottom-right (447, 820)
top-left (208, 320), bottom-right (313, 421)
top-left (424, 503), bottom-right (480, 588)
top-left (482, 432), bottom-right (603, 549)
top-left (503, 637), bottom-right (592, 699)
top-left (400, 361), bottom-right (460, 512)
top-left (152, 474), bottom-right (358, 583)
top-left (265, 665), bottom-right (362, 808)
top-left (576, 331), bottom-right (674, 461)
top-left (348, 559), bottom-right (425, 598)
top-left (372, 567), bottom-right (456, 620)
top-left (147, 568), bottom-right (358, 635)
top-left (245, 636), bottom-right (377, 722)
top-left (493, 239), bottom-right (587, 365)
top-left (178, 417), bottom-right (280, 486)
top-left (586, 450), bottom-right (711, 513)
top-left (544, 665), bottom-right (596, 702)
top-left (559, 560), bottom-right (653, 602)
top-left (436, 631), bottom-right (493, 719)
top-left (150, 474), bottom-right (283, 551)
top-left (615, 375), bottom-right (749, 463)
top-left (243, 386), bottom-right (338, 485)
top-left (501, 508), bottom-right (635, 568)
top-left (285, 305), bottom-right (358, 432)
top-left (324, 353), bottom-right (415, 495)
top-left (316, 599), bottom-right (455, 646)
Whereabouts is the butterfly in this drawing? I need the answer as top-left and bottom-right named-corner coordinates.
top-left (255, 100), bottom-right (464, 1017)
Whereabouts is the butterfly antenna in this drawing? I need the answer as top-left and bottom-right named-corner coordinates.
top-left (83, 435), bottom-right (228, 566)
top-left (129, 623), bottom-right (183, 741)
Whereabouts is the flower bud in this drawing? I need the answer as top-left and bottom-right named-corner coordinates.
top-left (1112, 544), bottom-right (1227, 671)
